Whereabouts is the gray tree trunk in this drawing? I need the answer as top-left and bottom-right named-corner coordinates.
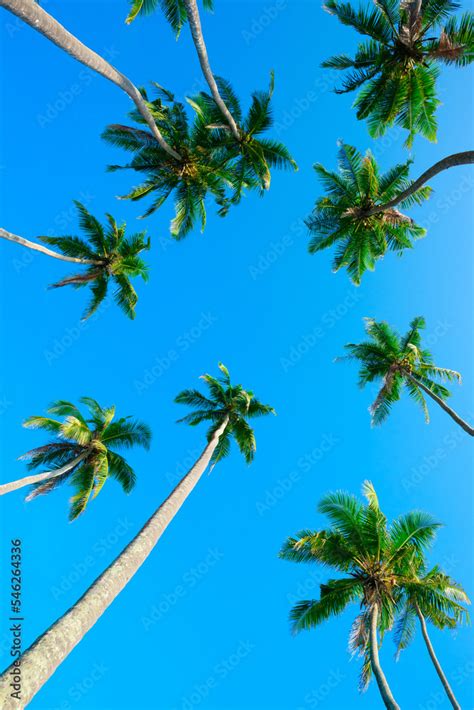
top-left (183, 0), bottom-right (241, 141)
top-left (0, 453), bottom-right (88, 498)
top-left (415, 604), bottom-right (461, 710)
top-left (0, 0), bottom-right (181, 161)
top-left (367, 151), bottom-right (474, 216)
top-left (369, 604), bottom-right (401, 710)
top-left (0, 417), bottom-right (229, 708)
top-left (407, 374), bottom-right (474, 436)
top-left (0, 228), bottom-right (99, 264)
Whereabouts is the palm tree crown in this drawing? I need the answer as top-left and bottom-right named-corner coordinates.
top-left (341, 316), bottom-right (462, 425)
top-left (20, 398), bottom-right (151, 520)
top-left (175, 362), bottom-right (275, 465)
top-left (394, 560), bottom-right (470, 659)
top-left (322, 0), bottom-right (474, 146)
top-left (102, 81), bottom-right (295, 238)
top-left (306, 143), bottom-right (430, 284)
top-left (126, 0), bottom-right (213, 33)
top-left (41, 202), bottom-right (150, 319)
top-left (280, 481), bottom-right (440, 691)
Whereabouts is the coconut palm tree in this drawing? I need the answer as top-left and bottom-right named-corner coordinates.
top-left (126, 0), bottom-right (241, 142)
top-left (0, 398), bottom-right (151, 519)
top-left (0, 0), bottom-right (180, 160)
top-left (394, 561), bottom-right (470, 709)
top-left (306, 143), bottom-right (429, 284)
top-left (1, 202), bottom-right (150, 320)
top-left (322, 0), bottom-right (474, 146)
top-left (0, 364), bottom-right (274, 707)
top-left (341, 316), bottom-right (474, 435)
top-left (279, 481), bottom-right (440, 709)
top-left (103, 82), bottom-right (295, 237)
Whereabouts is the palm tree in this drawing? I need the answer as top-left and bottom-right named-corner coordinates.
top-left (322, 0), bottom-right (474, 146)
top-left (126, 0), bottom-right (241, 141)
top-left (394, 562), bottom-right (470, 709)
top-left (0, 364), bottom-right (274, 707)
top-left (279, 481), bottom-right (440, 709)
top-left (306, 143), bottom-right (429, 284)
top-left (341, 316), bottom-right (474, 435)
top-left (103, 82), bottom-right (295, 237)
top-left (1, 202), bottom-right (150, 320)
top-left (0, 0), bottom-right (180, 160)
top-left (0, 398), bottom-right (151, 520)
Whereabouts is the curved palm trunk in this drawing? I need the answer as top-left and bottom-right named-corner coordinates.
top-left (0, 228), bottom-right (100, 264)
top-left (0, 417), bottom-right (228, 708)
top-left (407, 374), bottom-right (474, 436)
top-left (367, 151), bottom-right (474, 216)
top-left (0, 0), bottom-right (181, 161)
top-left (0, 452), bottom-right (88, 497)
top-left (369, 604), bottom-right (401, 710)
top-left (415, 604), bottom-right (460, 710)
top-left (183, 0), bottom-right (241, 141)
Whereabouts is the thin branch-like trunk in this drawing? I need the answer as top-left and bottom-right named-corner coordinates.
top-left (183, 0), bottom-right (241, 141)
top-left (0, 417), bottom-right (229, 708)
top-left (0, 0), bottom-right (181, 161)
top-left (366, 151), bottom-right (474, 216)
top-left (0, 452), bottom-right (88, 497)
top-left (0, 228), bottom-right (100, 264)
top-left (369, 604), bottom-right (401, 710)
top-left (407, 374), bottom-right (474, 436)
top-left (415, 604), bottom-right (460, 710)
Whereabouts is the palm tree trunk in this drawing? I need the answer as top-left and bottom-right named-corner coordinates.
top-left (407, 374), bottom-right (474, 436)
top-left (0, 228), bottom-right (100, 264)
top-left (0, 452), bottom-right (88, 497)
top-left (183, 0), bottom-right (241, 141)
top-left (0, 417), bottom-right (228, 708)
top-left (415, 604), bottom-right (460, 710)
top-left (0, 0), bottom-right (181, 161)
top-left (367, 151), bottom-right (474, 216)
top-left (369, 604), bottom-right (401, 710)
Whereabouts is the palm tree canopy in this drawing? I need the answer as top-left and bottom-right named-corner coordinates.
top-left (394, 561), bottom-right (470, 658)
top-left (102, 81), bottom-right (296, 238)
top-left (279, 481), bottom-right (441, 691)
top-left (126, 0), bottom-right (213, 33)
top-left (341, 316), bottom-right (462, 425)
top-left (322, 0), bottom-right (474, 145)
top-left (306, 143), bottom-right (430, 284)
top-left (19, 398), bottom-right (152, 520)
top-left (40, 202), bottom-right (150, 320)
top-left (175, 362), bottom-right (275, 465)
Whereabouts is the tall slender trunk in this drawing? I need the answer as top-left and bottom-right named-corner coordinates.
top-left (0, 417), bottom-right (228, 708)
top-left (0, 452), bottom-right (88, 497)
top-left (0, 0), bottom-right (181, 161)
top-left (183, 0), bottom-right (241, 142)
top-left (366, 151), bottom-right (474, 216)
top-left (415, 604), bottom-right (460, 710)
top-left (369, 604), bottom-right (401, 710)
top-left (0, 228), bottom-right (100, 264)
top-left (407, 374), bottom-right (474, 436)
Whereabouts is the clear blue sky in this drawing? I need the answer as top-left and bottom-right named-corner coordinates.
top-left (0, 0), bottom-right (473, 708)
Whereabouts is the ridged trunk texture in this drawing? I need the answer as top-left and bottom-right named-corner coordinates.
top-left (0, 418), bottom-right (228, 708)
top-left (0, 0), bottom-right (181, 160)
top-left (0, 453), bottom-right (87, 497)
top-left (369, 604), bottom-right (401, 710)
